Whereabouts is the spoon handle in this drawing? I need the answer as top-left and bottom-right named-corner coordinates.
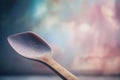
top-left (40, 56), bottom-right (79, 80)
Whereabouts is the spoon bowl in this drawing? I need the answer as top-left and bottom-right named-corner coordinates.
top-left (8, 32), bottom-right (51, 59)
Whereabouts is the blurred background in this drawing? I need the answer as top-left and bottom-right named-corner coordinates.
top-left (0, 0), bottom-right (120, 80)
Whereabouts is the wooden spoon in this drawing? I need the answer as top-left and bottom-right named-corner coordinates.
top-left (8, 31), bottom-right (79, 80)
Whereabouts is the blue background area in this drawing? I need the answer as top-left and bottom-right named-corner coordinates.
top-left (0, 0), bottom-right (53, 75)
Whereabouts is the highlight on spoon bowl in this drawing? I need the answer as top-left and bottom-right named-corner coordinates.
top-left (8, 31), bottom-right (52, 59)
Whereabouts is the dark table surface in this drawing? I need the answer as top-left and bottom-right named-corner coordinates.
top-left (0, 76), bottom-right (120, 80)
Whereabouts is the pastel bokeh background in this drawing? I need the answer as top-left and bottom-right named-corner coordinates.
top-left (1, 0), bottom-right (120, 76)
